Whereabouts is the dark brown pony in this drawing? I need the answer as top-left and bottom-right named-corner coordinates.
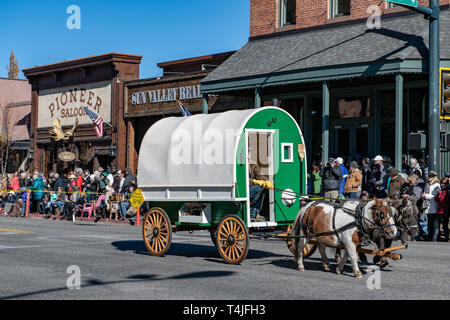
top-left (371, 198), bottom-right (419, 268)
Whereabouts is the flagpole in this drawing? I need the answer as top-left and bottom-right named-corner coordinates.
top-left (103, 121), bottom-right (114, 128)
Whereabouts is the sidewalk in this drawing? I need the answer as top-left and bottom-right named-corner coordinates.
top-left (25, 212), bottom-right (140, 226)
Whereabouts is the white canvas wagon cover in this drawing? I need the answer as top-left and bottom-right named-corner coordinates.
top-left (138, 108), bottom-right (264, 201)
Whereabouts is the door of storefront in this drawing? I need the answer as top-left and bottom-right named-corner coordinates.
top-left (331, 120), bottom-right (373, 161)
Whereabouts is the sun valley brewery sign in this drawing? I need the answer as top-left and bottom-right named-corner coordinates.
top-left (38, 81), bottom-right (112, 129)
top-left (131, 84), bottom-right (201, 105)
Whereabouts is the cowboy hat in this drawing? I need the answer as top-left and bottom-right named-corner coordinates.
top-left (428, 171), bottom-right (438, 178)
top-left (387, 168), bottom-right (400, 176)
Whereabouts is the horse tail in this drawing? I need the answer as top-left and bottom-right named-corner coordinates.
top-left (291, 202), bottom-right (314, 258)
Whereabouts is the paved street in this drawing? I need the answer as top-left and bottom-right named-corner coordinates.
top-left (0, 216), bottom-right (448, 300)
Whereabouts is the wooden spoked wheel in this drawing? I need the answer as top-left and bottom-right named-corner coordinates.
top-left (142, 208), bottom-right (172, 256)
top-left (285, 225), bottom-right (317, 259)
top-left (210, 227), bottom-right (218, 248)
top-left (216, 215), bottom-right (249, 264)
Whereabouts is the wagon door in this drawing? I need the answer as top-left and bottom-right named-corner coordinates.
top-left (246, 130), bottom-right (276, 227)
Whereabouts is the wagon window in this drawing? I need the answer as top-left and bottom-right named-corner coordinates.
top-left (281, 143), bottom-right (293, 163)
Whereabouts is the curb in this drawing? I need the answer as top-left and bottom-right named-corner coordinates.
top-left (25, 213), bottom-right (139, 226)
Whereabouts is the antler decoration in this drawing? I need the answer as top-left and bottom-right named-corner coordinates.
top-left (49, 118), bottom-right (78, 141)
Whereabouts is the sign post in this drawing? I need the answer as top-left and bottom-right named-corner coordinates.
top-left (130, 188), bottom-right (145, 226)
top-left (25, 190), bottom-right (30, 218)
top-left (386, 0), bottom-right (440, 175)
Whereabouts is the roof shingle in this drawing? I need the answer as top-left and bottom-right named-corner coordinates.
top-left (202, 9), bottom-right (450, 84)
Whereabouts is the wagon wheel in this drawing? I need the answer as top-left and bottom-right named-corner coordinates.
top-left (142, 208), bottom-right (172, 256)
top-left (216, 215), bottom-right (249, 264)
top-left (210, 227), bottom-right (218, 248)
top-left (285, 225), bottom-right (317, 259)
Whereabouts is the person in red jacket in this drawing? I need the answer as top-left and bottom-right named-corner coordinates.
top-left (435, 177), bottom-right (449, 242)
top-left (75, 170), bottom-right (84, 192)
top-left (9, 172), bottom-right (20, 192)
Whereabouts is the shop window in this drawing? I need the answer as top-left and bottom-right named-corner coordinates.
top-left (311, 97), bottom-right (323, 163)
top-left (337, 97), bottom-right (370, 118)
top-left (380, 91), bottom-right (396, 161)
top-left (264, 99), bottom-right (282, 107)
top-left (279, 0), bottom-right (296, 27)
top-left (330, 0), bottom-right (351, 18)
top-left (386, 2), bottom-right (399, 8)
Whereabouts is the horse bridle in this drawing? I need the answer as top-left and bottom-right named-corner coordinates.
top-left (367, 203), bottom-right (396, 235)
top-left (394, 204), bottom-right (419, 236)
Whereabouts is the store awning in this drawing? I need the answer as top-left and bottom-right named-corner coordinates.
top-left (201, 8), bottom-right (450, 93)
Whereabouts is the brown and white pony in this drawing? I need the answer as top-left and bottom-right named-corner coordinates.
top-left (292, 199), bottom-right (397, 279)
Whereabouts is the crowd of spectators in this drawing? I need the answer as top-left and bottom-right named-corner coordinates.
top-left (0, 167), bottom-right (140, 225)
top-left (307, 155), bottom-right (450, 242)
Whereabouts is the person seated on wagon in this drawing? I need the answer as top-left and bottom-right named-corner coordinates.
top-left (248, 148), bottom-right (269, 222)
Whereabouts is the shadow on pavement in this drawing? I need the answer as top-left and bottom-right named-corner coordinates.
top-left (1, 270), bottom-right (236, 300)
top-left (111, 240), bottom-right (291, 262)
top-left (269, 256), bottom-right (387, 277)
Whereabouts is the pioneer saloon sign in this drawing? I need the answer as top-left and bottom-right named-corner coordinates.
top-left (38, 81), bottom-right (112, 128)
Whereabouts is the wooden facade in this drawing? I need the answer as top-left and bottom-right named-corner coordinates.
top-left (23, 53), bottom-right (142, 175)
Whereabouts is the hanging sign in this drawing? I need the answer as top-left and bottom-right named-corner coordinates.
top-left (57, 151), bottom-right (76, 162)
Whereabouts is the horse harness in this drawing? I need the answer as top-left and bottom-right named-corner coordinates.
top-left (394, 204), bottom-right (419, 235)
top-left (300, 200), bottom-right (394, 242)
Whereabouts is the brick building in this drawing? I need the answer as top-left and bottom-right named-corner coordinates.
top-left (202, 0), bottom-right (450, 174)
top-left (250, 0), bottom-right (448, 37)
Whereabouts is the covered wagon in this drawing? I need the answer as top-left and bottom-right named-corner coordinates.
top-left (137, 107), bottom-right (314, 263)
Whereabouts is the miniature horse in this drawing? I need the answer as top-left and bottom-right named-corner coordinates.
top-left (292, 199), bottom-right (397, 279)
top-left (370, 198), bottom-right (419, 268)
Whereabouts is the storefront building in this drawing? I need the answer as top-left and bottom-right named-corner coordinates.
top-left (124, 52), bottom-right (252, 174)
top-left (0, 78), bottom-right (32, 173)
top-left (201, 1), bottom-right (450, 174)
top-left (23, 53), bottom-right (142, 175)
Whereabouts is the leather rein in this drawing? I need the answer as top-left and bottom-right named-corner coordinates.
top-left (300, 200), bottom-right (395, 240)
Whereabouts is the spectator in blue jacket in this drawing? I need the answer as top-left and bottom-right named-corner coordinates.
top-left (29, 173), bottom-right (45, 213)
top-left (19, 188), bottom-right (29, 217)
top-left (335, 157), bottom-right (348, 199)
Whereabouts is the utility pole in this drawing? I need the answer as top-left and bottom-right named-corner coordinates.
top-left (428, 0), bottom-right (440, 175)
top-left (389, 0), bottom-right (440, 175)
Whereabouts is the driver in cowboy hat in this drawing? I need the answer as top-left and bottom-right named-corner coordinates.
top-left (387, 167), bottom-right (408, 199)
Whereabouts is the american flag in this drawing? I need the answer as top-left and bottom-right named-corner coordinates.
top-left (83, 107), bottom-right (103, 137)
top-left (178, 101), bottom-right (192, 117)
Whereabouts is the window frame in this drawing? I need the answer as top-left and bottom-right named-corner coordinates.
top-left (281, 143), bottom-right (294, 163)
top-left (329, 0), bottom-right (351, 19)
top-left (278, 0), bottom-right (296, 27)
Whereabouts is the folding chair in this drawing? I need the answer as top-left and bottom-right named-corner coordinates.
top-left (81, 202), bottom-right (95, 219)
